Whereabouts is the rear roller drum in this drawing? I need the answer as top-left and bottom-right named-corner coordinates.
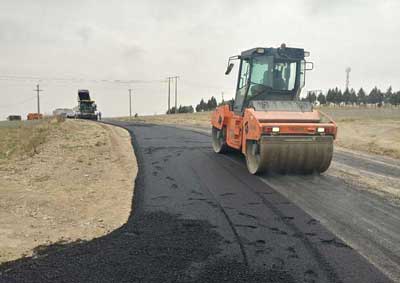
top-left (212, 127), bottom-right (228, 153)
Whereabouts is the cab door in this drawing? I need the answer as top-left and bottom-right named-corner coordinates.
top-left (226, 59), bottom-right (250, 150)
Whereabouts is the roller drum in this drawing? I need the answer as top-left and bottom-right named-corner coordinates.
top-left (246, 135), bottom-right (333, 174)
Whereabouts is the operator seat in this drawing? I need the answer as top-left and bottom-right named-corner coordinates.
top-left (274, 68), bottom-right (286, 89)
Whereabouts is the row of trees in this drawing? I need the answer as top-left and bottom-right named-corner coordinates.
top-left (166, 105), bottom-right (194, 114)
top-left (304, 87), bottom-right (400, 106)
top-left (166, 96), bottom-right (219, 114)
top-left (167, 86), bottom-right (400, 114)
top-left (195, 96), bottom-right (218, 112)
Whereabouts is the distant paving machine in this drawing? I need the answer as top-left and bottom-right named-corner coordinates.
top-left (211, 44), bottom-right (337, 174)
top-left (76, 90), bottom-right (98, 120)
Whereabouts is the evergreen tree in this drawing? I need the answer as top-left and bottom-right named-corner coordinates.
top-left (206, 96), bottom-right (218, 110)
top-left (384, 86), bottom-right (393, 104)
top-left (196, 99), bottom-right (206, 112)
top-left (317, 93), bottom-right (326, 105)
top-left (306, 91), bottom-right (317, 104)
top-left (334, 88), bottom-right (343, 105)
top-left (357, 88), bottom-right (366, 105)
top-left (342, 88), bottom-right (351, 105)
top-left (349, 88), bottom-right (357, 105)
top-left (167, 107), bottom-right (177, 114)
top-left (368, 87), bottom-right (383, 105)
top-left (176, 105), bottom-right (194, 113)
top-left (326, 89), bottom-right (334, 105)
top-left (196, 97), bottom-right (218, 112)
top-left (389, 91), bottom-right (400, 106)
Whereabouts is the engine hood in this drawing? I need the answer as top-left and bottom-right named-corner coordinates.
top-left (246, 100), bottom-right (321, 123)
top-left (251, 109), bottom-right (321, 123)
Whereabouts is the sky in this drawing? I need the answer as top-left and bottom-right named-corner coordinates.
top-left (1, 0), bottom-right (399, 119)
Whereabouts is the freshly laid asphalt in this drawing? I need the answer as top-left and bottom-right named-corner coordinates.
top-left (0, 122), bottom-right (393, 283)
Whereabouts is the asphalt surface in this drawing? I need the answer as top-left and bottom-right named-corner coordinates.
top-left (0, 122), bottom-right (395, 283)
top-left (176, 124), bottom-right (400, 282)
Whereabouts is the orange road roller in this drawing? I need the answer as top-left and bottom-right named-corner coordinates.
top-left (211, 44), bottom-right (337, 174)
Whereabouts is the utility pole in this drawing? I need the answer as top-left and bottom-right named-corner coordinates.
top-left (128, 89), bottom-right (132, 120)
top-left (174, 76), bottom-right (178, 113)
top-left (221, 91), bottom-right (224, 103)
top-left (167, 77), bottom-right (171, 114)
top-left (167, 76), bottom-right (179, 114)
top-left (345, 67), bottom-right (351, 90)
top-left (34, 84), bottom-right (43, 114)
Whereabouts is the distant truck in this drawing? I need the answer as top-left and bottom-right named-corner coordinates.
top-left (75, 90), bottom-right (98, 120)
top-left (53, 108), bottom-right (75, 118)
top-left (7, 115), bottom-right (22, 121)
top-left (27, 113), bottom-right (43, 120)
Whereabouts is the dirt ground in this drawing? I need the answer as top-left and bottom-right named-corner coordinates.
top-left (0, 119), bottom-right (137, 263)
top-left (322, 108), bottom-right (400, 159)
top-left (122, 107), bottom-right (400, 159)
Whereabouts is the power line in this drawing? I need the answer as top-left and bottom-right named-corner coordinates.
top-left (0, 74), bottom-right (233, 93)
top-left (0, 74), bottom-right (165, 85)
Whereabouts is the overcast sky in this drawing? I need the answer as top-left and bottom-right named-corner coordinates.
top-left (1, 0), bottom-right (399, 119)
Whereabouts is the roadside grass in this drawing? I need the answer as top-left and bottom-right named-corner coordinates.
top-left (317, 106), bottom-right (400, 122)
top-left (0, 118), bottom-right (64, 160)
top-left (316, 107), bottom-right (400, 158)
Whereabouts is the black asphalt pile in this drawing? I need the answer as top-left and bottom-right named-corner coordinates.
top-left (0, 212), bottom-right (298, 283)
top-left (0, 212), bottom-right (221, 282)
top-left (194, 259), bottom-right (295, 283)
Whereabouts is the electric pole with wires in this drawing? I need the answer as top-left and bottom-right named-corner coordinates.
top-left (167, 77), bottom-right (171, 114)
top-left (174, 76), bottom-right (179, 113)
top-left (34, 84), bottom-right (43, 114)
top-left (166, 76), bottom-right (179, 114)
top-left (128, 88), bottom-right (132, 120)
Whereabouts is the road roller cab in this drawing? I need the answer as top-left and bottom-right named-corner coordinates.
top-left (211, 44), bottom-right (337, 174)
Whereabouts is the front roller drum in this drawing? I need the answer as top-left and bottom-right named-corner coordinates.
top-left (246, 135), bottom-right (334, 174)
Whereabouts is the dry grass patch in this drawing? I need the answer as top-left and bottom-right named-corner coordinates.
top-left (320, 107), bottom-right (400, 159)
top-left (0, 119), bottom-right (58, 160)
top-left (0, 119), bottom-right (137, 263)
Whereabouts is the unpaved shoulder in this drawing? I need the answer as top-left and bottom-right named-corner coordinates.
top-left (0, 120), bottom-right (137, 263)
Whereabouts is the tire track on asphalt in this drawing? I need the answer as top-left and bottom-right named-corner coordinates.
top-left (203, 150), bottom-right (342, 283)
top-left (189, 163), bottom-right (249, 267)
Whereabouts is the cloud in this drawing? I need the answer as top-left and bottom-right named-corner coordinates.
top-left (76, 25), bottom-right (93, 44)
top-left (0, 0), bottom-right (400, 119)
top-left (304, 0), bottom-right (362, 15)
top-left (123, 44), bottom-right (144, 58)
